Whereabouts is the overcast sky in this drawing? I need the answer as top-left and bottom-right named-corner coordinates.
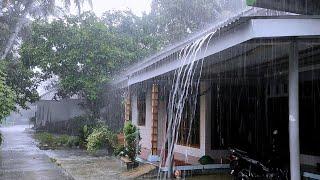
top-left (74, 0), bottom-right (152, 16)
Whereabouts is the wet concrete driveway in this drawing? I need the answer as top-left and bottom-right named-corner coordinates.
top-left (0, 124), bottom-right (232, 180)
top-left (0, 125), bottom-right (71, 180)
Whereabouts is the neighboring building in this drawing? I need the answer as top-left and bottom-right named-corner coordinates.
top-left (112, 5), bottom-right (320, 179)
top-left (35, 89), bottom-right (86, 134)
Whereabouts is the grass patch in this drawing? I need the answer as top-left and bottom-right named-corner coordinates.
top-left (34, 132), bottom-right (80, 149)
top-left (50, 157), bottom-right (57, 163)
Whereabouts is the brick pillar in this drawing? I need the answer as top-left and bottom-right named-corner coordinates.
top-left (124, 93), bottom-right (131, 122)
top-left (151, 84), bottom-right (159, 155)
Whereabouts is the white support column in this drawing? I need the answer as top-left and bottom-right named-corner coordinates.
top-left (289, 41), bottom-right (301, 180)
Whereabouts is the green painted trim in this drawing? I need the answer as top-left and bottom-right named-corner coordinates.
top-left (246, 0), bottom-right (256, 6)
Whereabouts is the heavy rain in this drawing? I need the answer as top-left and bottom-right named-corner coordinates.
top-left (0, 0), bottom-right (320, 180)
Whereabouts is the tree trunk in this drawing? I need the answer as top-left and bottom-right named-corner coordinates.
top-left (0, 1), bottom-right (33, 61)
top-left (0, 0), bottom-right (3, 16)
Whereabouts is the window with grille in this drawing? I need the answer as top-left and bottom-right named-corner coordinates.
top-left (137, 92), bottom-right (146, 126)
top-left (177, 96), bottom-right (200, 148)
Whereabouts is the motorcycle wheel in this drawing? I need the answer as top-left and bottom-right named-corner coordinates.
top-left (236, 170), bottom-right (250, 180)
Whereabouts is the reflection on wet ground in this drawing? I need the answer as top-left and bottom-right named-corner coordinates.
top-left (0, 125), bottom-right (71, 180)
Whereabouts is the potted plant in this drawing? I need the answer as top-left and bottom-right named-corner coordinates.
top-left (122, 121), bottom-right (141, 169)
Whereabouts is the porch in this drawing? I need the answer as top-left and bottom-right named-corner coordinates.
top-left (114, 14), bottom-right (320, 178)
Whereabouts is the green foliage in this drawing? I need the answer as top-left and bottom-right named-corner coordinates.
top-left (0, 0), bottom-right (92, 60)
top-left (150, 0), bottom-right (245, 44)
top-left (35, 132), bottom-right (55, 146)
top-left (21, 12), bottom-right (156, 116)
top-left (0, 132), bottom-right (3, 146)
top-left (0, 67), bottom-right (16, 122)
top-left (123, 121), bottom-right (141, 161)
top-left (29, 116), bottom-right (36, 124)
top-left (0, 0), bottom-right (92, 115)
top-left (113, 144), bottom-right (126, 156)
top-left (69, 115), bottom-right (102, 147)
top-left (34, 132), bottom-right (79, 149)
top-left (246, 0), bottom-right (256, 6)
top-left (101, 10), bottom-right (162, 57)
top-left (66, 136), bottom-right (80, 147)
top-left (86, 125), bottom-right (117, 154)
top-left (57, 134), bottom-right (69, 145)
top-left (3, 60), bottom-right (39, 109)
top-left (79, 124), bottom-right (93, 147)
top-left (1, 0), bottom-right (243, 120)
top-left (149, 0), bottom-right (220, 43)
top-left (16, 2), bottom-right (236, 117)
top-left (0, 60), bottom-right (39, 121)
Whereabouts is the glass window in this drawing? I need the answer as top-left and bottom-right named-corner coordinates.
top-left (177, 96), bottom-right (200, 148)
top-left (137, 92), bottom-right (146, 126)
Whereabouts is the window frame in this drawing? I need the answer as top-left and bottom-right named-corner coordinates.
top-left (177, 95), bottom-right (201, 148)
top-left (137, 91), bottom-right (146, 126)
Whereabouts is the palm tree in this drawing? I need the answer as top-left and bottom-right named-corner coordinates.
top-left (0, 0), bottom-right (92, 61)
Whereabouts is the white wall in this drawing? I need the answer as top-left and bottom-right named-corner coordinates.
top-left (131, 87), bottom-right (152, 149)
top-left (132, 83), bottom-right (212, 159)
top-left (131, 82), bottom-right (229, 160)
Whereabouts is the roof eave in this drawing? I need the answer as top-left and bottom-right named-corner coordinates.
top-left (113, 17), bottom-right (320, 88)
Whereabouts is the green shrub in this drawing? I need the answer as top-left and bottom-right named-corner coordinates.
top-left (79, 125), bottom-right (93, 148)
top-left (57, 135), bottom-right (69, 146)
top-left (70, 115), bottom-right (99, 133)
top-left (35, 132), bottom-right (55, 146)
top-left (86, 126), bottom-right (117, 154)
top-left (66, 136), bottom-right (80, 147)
top-left (113, 144), bottom-right (125, 156)
top-left (123, 122), bottom-right (141, 161)
top-left (75, 116), bottom-right (104, 147)
top-left (29, 116), bottom-right (36, 125)
top-left (35, 132), bottom-right (79, 148)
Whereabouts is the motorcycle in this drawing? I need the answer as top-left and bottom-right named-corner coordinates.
top-left (229, 148), bottom-right (288, 180)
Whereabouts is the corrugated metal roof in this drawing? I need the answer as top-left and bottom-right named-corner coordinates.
top-left (112, 8), bottom-right (257, 82)
top-left (112, 8), bottom-right (319, 87)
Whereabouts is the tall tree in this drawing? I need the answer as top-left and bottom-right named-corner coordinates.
top-left (20, 13), bottom-right (148, 116)
top-left (0, 0), bottom-right (92, 61)
top-left (150, 0), bottom-right (246, 44)
top-left (101, 10), bottom-right (162, 60)
top-left (3, 60), bottom-right (39, 109)
top-left (0, 66), bottom-right (15, 121)
top-left (0, 0), bottom-right (92, 120)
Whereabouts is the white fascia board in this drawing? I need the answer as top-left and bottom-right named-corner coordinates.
top-left (127, 20), bottom-right (254, 86)
top-left (252, 18), bottom-right (320, 38)
top-left (118, 18), bottom-right (320, 87)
